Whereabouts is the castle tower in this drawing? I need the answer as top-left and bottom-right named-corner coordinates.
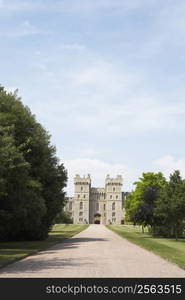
top-left (73, 174), bottom-right (91, 224)
top-left (105, 175), bottom-right (123, 225)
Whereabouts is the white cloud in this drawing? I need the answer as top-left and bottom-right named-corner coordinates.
top-left (32, 63), bottom-right (47, 71)
top-left (79, 148), bottom-right (100, 157)
top-left (27, 56), bottom-right (185, 140)
top-left (0, 20), bottom-right (45, 37)
top-left (61, 43), bottom-right (86, 51)
top-left (0, 0), bottom-right (37, 14)
top-left (4, 86), bottom-right (18, 93)
top-left (0, 0), bottom-right (170, 15)
top-left (64, 158), bottom-right (137, 195)
top-left (71, 62), bottom-right (130, 94)
top-left (153, 155), bottom-right (185, 178)
top-left (34, 50), bottom-right (41, 56)
top-left (56, 61), bottom-right (185, 137)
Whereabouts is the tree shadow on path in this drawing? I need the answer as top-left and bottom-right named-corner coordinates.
top-left (0, 237), bottom-right (108, 275)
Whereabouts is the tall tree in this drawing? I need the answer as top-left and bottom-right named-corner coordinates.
top-left (155, 170), bottom-right (185, 239)
top-left (0, 86), bottom-right (67, 241)
top-left (125, 172), bottom-right (166, 229)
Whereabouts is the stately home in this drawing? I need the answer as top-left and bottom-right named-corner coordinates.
top-left (65, 174), bottom-right (125, 225)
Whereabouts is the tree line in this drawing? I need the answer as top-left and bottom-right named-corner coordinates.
top-left (0, 86), bottom-right (67, 241)
top-left (125, 171), bottom-right (185, 239)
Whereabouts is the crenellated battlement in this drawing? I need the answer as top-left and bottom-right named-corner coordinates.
top-left (91, 187), bottom-right (105, 195)
top-left (105, 174), bottom-right (123, 186)
top-left (74, 174), bottom-right (91, 185)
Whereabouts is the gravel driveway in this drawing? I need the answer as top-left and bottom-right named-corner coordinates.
top-left (0, 225), bottom-right (184, 278)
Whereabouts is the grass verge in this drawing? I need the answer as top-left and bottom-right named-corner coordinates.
top-left (0, 224), bottom-right (88, 268)
top-left (107, 225), bottom-right (185, 270)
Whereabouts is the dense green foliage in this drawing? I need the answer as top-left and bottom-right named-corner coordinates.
top-left (126, 171), bottom-right (185, 238)
top-left (54, 209), bottom-right (73, 224)
top-left (0, 86), bottom-right (67, 241)
top-left (154, 171), bottom-right (185, 238)
top-left (125, 172), bottom-right (166, 227)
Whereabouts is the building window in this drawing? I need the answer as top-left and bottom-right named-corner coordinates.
top-left (80, 202), bottom-right (83, 210)
top-left (81, 187), bottom-right (83, 191)
top-left (112, 212), bottom-right (115, 217)
top-left (112, 218), bottom-right (116, 223)
top-left (84, 195), bottom-right (86, 198)
top-left (113, 187), bottom-right (115, 192)
top-left (104, 204), bottom-right (106, 210)
top-left (79, 211), bottom-right (83, 216)
top-left (96, 203), bottom-right (99, 211)
top-left (116, 195), bottom-right (118, 199)
top-left (69, 202), bottom-right (72, 210)
top-left (79, 217), bottom-right (83, 222)
top-left (78, 194), bottom-right (80, 198)
top-left (112, 202), bottom-right (115, 210)
top-left (110, 195), bottom-right (112, 199)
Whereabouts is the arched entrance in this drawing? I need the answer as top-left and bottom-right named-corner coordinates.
top-left (94, 220), bottom-right (100, 224)
top-left (94, 213), bottom-right (101, 224)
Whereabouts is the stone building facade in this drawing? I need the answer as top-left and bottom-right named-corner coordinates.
top-left (65, 174), bottom-right (125, 225)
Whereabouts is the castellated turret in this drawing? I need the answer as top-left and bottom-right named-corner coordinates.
top-left (73, 175), bottom-right (91, 224)
top-left (65, 174), bottom-right (124, 225)
top-left (105, 175), bottom-right (123, 225)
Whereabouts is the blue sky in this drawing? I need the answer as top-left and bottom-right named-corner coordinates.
top-left (1, 0), bottom-right (185, 195)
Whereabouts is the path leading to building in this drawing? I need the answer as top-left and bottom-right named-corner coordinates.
top-left (0, 225), bottom-right (185, 277)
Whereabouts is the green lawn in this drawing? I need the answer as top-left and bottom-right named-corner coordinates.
top-left (107, 225), bottom-right (185, 270)
top-left (0, 224), bottom-right (88, 268)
